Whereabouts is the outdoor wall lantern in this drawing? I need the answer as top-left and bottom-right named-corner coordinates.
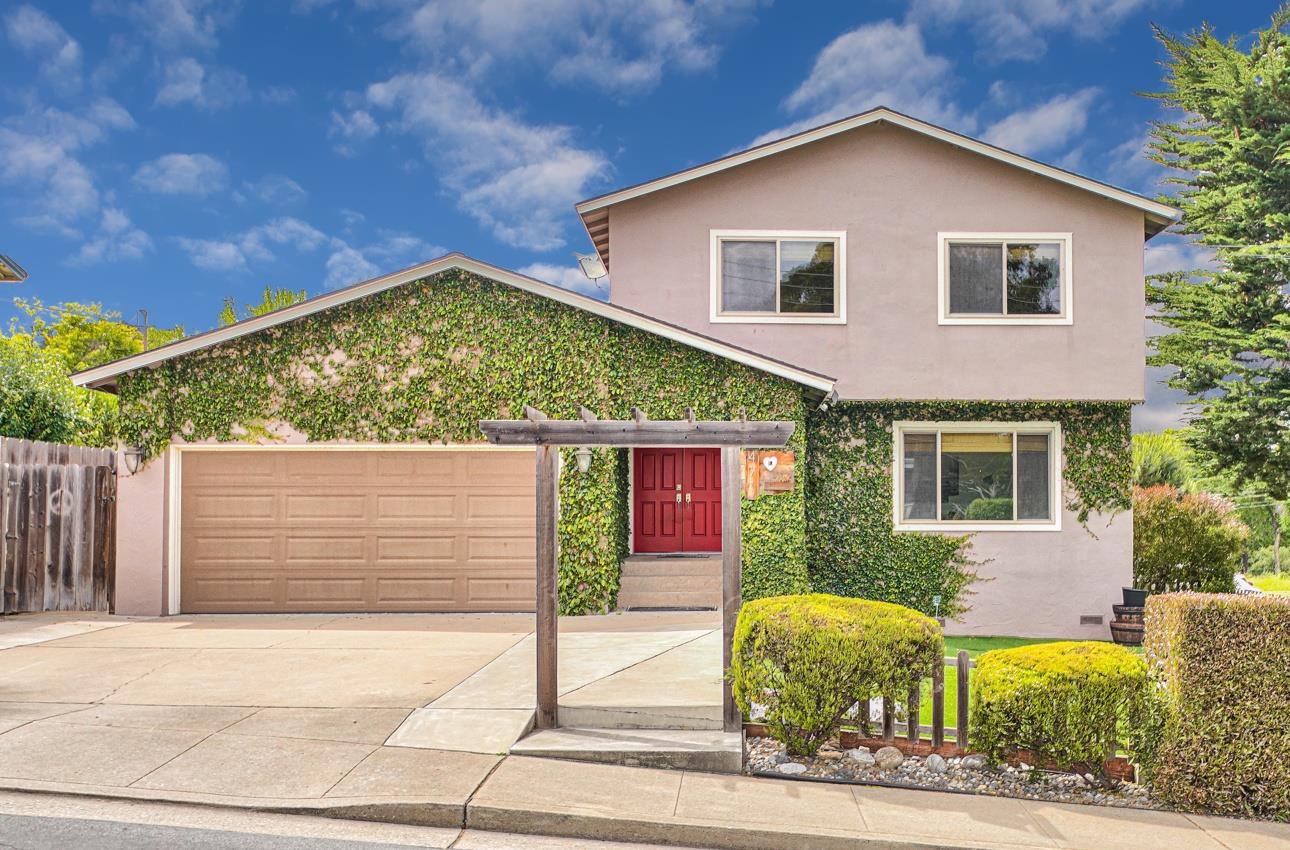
top-left (574, 446), bottom-right (593, 474)
top-left (122, 445), bottom-right (145, 476)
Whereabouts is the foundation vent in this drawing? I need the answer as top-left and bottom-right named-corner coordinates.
top-left (1080, 614), bottom-right (1105, 626)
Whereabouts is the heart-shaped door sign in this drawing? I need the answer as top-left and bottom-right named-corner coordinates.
top-left (762, 455), bottom-right (778, 472)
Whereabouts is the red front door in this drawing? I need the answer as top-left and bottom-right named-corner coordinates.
top-left (632, 448), bottom-right (721, 552)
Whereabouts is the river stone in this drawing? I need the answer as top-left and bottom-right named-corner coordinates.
top-left (847, 748), bottom-right (875, 766)
top-left (875, 746), bottom-right (905, 770)
top-left (926, 754), bottom-right (948, 774)
top-left (778, 762), bottom-right (808, 776)
top-left (961, 754), bottom-right (987, 770)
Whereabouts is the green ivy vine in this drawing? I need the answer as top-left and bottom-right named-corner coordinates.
top-left (116, 269), bottom-right (811, 614)
top-left (805, 400), bottom-right (1132, 618)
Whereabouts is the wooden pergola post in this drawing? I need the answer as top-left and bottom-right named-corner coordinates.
top-left (479, 407), bottom-right (794, 735)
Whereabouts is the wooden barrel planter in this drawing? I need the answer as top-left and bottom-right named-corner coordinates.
top-left (1112, 604), bottom-right (1144, 624)
top-left (1109, 620), bottom-right (1144, 646)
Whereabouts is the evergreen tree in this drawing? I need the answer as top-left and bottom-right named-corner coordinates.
top-left (1146, 6), bottom-right (1290, 501)
top-left (219, 286), bottom-right (308, 325)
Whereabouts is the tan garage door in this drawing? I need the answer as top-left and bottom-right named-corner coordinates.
top-left (179, 449), bottom-right (536, 613)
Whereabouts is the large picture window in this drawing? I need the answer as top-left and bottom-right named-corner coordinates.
top-left (710, 231), bottom-right (845, 323)
top-left (938, 233), bottom-right (1072, 325)
top-left (894, 422), bottom-right (1061, 531)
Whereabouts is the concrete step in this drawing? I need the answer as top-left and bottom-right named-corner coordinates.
top-left (559, 703), bottom-right (723, 731)
top-left (618, 574), bottom-right (721, 594)
top-left (509, 727), bottom-right (742, 773)
top-left (616, 589), bottom-right (721, 610)
top-left (620, 556), bottom-right (722, 577)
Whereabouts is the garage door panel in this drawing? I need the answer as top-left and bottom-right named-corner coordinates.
top-left (181, 448), bottom-right (536, 613)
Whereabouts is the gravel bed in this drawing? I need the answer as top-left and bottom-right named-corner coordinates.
top-left (745, 736), bottom-right (1165, 810)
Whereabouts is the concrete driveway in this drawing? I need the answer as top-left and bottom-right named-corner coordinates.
top-left (0, 610), bottom-right (721, 801)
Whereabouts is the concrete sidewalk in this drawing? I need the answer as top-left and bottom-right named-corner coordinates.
top-left (0, 748), bottom-right (1284, 850)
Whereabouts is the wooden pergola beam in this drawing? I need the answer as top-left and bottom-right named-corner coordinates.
top-left (482, 410), bottom-right (794, 736)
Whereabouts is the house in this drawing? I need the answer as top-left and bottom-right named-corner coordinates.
top-left (72, 107), bottom-right (1179, 637)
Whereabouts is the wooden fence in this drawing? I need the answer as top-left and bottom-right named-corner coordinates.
top-left (837, 651), bottom-right (976, 755)
top-left (0, 438), bottom-right (116, 614)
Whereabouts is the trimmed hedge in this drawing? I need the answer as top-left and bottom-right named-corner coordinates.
top-left (1141, 593), bottom-right (1290, 819)
top-left (730, 594), bottom-right (942, 756)
top-left (970, 642), bottom-right (1149, 783)
top-left (965, 497), bottom-right (1013, 521)
top-left (1133, 486), bottom-right (1246, 594)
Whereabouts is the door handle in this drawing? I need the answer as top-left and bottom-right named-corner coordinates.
top-left (685, 492), bottom-right (691, 504)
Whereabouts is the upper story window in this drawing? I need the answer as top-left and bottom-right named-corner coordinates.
top-left (710, 230), bottom-right (846, 324)
top-left (893, 421), bottom-right (1062, 532)
top-left (938, 233), bottom-right (1072, 325)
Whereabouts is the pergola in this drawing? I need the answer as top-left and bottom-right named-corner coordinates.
top-left (479, 406), bottom-right (795, 733)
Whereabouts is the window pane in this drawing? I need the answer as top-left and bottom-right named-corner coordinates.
top-left (948, 243), bottom-right (1003, 314)
top-left (1017, 433), bottom-right (1052, 520)
top-left (779, 240), bottom-right (835, 314)
top-left (721, 241), bottom-right (776, 312)
top-left (940, 432), bottom-right (1013, 521)
top-left (902, 433), bottom-right (937, 520)
top-left (1007, 243), bottom-right (1062, 314)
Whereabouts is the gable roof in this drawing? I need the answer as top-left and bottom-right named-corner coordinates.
top-left (70, 253), bottom-right (837, 400)
top-left (576, 106), bottom-right (1182, 268)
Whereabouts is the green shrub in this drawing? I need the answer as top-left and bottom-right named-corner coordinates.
top-left (1141, 593), bottom-right (1290, 819)
top-left (964, 497), bottom-right (1013, 520)
top-left (970, 642), bottom-right (1150, 782)
top-left (730, 594), bottom-right (942, 756)
top-left (1132, 431), bottom-right (1193, 490)
top-left (1133, 486), bottom-right (1246, 593)
top-left (1247, 544), bottom-right (1287, 577)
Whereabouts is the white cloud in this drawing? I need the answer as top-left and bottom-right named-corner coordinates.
top-left (519, 262), bottom-right (607, 298)
top-left (132, 152), bottom-right (228, 196)
top-left (324, 242), bottom-right (381, 290)
top-left (175, 236), bottom-right (247, 271)
top-left (4, 5), bottom-right (82, 92)
top-left (176, 217), bottom-right (329, 273)
top-left (242, 174), bottom-right (307, 205)
top-left (328, 109), bottom-right (379, 156)
top-left (754, 20), bottom-right (973, 146)
top-left (70, 207), bottom-right (153, 265)
top-left (92, 0), bottom-right (232, 51)
top-left (982, 88), bottom-right (1100, 157)
top-left (367, 72), bottom-right (609, 251)
top-left (0, 100), bottom-right (135, 234)
top-left (1144, 237), bottom-right (1215, 277)
top-left (155, 57), bottom-right (249, 109)
top-left (909, 0), bottom-right (1155, 62)
top-left (397, 0), bottom-right (756, 98)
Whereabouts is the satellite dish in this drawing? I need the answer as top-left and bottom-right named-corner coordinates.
top-left (576, 252), bottom-right (607, 281)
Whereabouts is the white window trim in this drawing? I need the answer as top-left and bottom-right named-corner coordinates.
top-left (891, 421), bottom-right (1063, 533)
top-left (937, 232), bottom-right (1073, 326)
top-left (710, 229), bottom-right (847, 324)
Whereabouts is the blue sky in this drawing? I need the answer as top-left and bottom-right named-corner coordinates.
top-left (0, 1), bottom-right (1271, 428)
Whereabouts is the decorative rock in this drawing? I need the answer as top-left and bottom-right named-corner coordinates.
top-left (818, 749), bottom-right (843, 761)
top-left (768, 751), bottom-right (789, 766)
top-left (778, 762), bottom-right (807, 776)
top-left (749, 702), bottom-right (768, 722)
top-left (874, 746), bottom-right (905, 770)
top-left (961, 754), bottom-right (987, 770)
top-left (925, 754), bottom-right (948, 774)
top-left (846, 748), bottom-right (875, 766)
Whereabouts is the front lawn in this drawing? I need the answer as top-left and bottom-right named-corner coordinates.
top-left (1251, 574), bottom-right (1290, 595)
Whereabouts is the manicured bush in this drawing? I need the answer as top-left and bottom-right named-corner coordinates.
top-left (730, 594), bottom-right (942, 756)
top-left (1140, 593), bottom-right (1290, 819)
top-left (1133, 486), bottom-right (1246, 593)
top-left (965, 497), bottom-right (1013, 521)
top-left (1132, 431), bottom-right (1193, 490)
top-left (970, 642), bottom-right (1149, 783)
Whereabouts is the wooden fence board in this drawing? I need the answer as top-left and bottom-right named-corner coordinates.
top-left (0, 438), bottom-right (115, 614)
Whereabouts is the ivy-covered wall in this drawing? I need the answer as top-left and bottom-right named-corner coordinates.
top-left (116, 269), bottom-right (811, 614)
top-left (806, 401), bottom-right (1133, 618)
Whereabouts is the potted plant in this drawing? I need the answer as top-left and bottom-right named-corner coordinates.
top-left (1121, 586), bottom-right (1148, 607)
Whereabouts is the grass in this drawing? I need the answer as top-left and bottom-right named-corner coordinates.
top-left (1251, 573), bottom-right (1290, 595)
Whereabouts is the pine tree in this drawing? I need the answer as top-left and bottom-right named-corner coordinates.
top-left (1146, 6), bottom-right (1290, 501)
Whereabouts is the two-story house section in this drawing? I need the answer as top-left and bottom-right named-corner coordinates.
top-left (578, 107), bottom-right (1181, 638)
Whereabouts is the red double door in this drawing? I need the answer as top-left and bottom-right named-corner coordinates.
top-left (632, 448), bottom-right (722, 553)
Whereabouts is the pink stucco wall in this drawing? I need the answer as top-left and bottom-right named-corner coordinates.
top-left (603, 121), bottom-right (1147, 402)
top-left (114, 447), bottom-right (167, 616)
